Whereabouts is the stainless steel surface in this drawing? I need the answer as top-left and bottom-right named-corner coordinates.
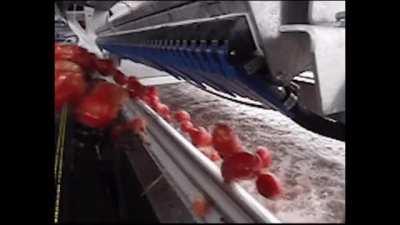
top-left (119, 127), bottom-right (196, 222)
top-left (122, 103), bottom-right (224, 223)
top-left (280, 25), bottom-right (345, 116)
top-left (96, 1), bottom-right (249, 38)
top-left (111, 1), bottom-right (190, 26)
top-left (309, 1), bottom-right (345, 25)
top-left (121, 100), bottom-right (281, 223)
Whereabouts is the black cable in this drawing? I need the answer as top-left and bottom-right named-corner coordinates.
top-left (290, 104), bottom-right (345, 141)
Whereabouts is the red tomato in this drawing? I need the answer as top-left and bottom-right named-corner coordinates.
top-left (192, 196), bottom-right (210, 218)
top-left (255, 146), bottom-right (272, 168)
top-left (126, 77), bottom-right (148, 98)
top-left (111, 69), bottom-right (129, 86)
top-left (143, 95), bottom-right (160, 109)
top-left (174, 110), bottom-right (191, 123)
top-left (55, 71), bottom-right (87, 112)
top-left (137, 88), bottom-right (148, 99)
top-left (146, 86), bottom-right (159, 98)
top-left (190, 127), bottom-right (212, 147)
top-left (187, 126), bottom-right (200, 136)
top-left (90, 81), bottom-right (129, 106)
top-left (221, 152), bottom-right (262, 182)
top-left (164, 114), bottom-right (173, 123)
top-left (212, 123), bottom-right (244, 158)
top-left (55, 43), bottom-right (63, 54)
top-left (74, 82), bottom-right (127, 128)
top-left (125, 117), bottom-right (147, 134)
top-left (156, 103), bottom-right (171, 118)
top-left (256, 172), bottom-right (283, 199)
top-left (127, 76), bottom-right (140, 89)
top-left (55, 44), bottom-right (93, 70)
top-left (128, 89), bottom-right (139, 100)
top-left (55, 60), bottom-right (84, 73)
top-left (210, 151), bottom-right (221, 161)
top-left (74, 95), bottom-right (119, 128)
top-left (93, 58), bottom-right (114, 76)
top-left (180, 120), bottom-right (194, 133)
top-left (140, 86), bottom-right (159, 108)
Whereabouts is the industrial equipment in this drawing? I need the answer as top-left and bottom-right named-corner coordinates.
top-left (54, 1), bottom-right (346, 223)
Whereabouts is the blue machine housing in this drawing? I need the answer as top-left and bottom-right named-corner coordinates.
top-left (97, 40), bottom-right (293, 118)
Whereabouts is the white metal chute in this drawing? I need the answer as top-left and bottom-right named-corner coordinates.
top-left (65, 11), bottom-right (103, 55)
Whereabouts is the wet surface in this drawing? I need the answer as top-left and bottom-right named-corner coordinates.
top-left (156, 82), bottom-right (345, 223)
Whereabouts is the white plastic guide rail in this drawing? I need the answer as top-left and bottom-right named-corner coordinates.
top-left (122, 99), bottom-right (281, 223)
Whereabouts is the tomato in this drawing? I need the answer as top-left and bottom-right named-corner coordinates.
top-left (146, 86), bottom-right (159, 98)
top-left (156, 103), bottom-right (171, 118)
top-left (55, 44), bottom-right (93, 70)
top-left (127, 76), bottom-right (140, 89)
top-left (55, 60), bottom-right (84, 73)
top-left (164, 114), bottom-right (173, 123)
top-left (74, 95), bottom-right (119, 128)
top-left (125, 117), bottom-right (147, 134)
top-left (210, 151), bottom-right (221, 161)
top-left (74, 82), bottom-right (127, 128)
top-left (128, 89), bottom-right (139, 100)
top-left (93, 58), bottom-right (114, 76)
top-left (140, 86), bottom-right (159, 107)
top-left (255, 146), bottom-right (272, 168)
top-left (136, 87), bottom-right (148, 99)
top-left (256, 172), bottom-right (283, 199)
top-left (192, 196), bottom-right (210, 218)
top-left (187, 126), bottom-right (200, 137)
top-left (143, 95), bottom-right (160, 109)
top-left (221, 152), bottom-right (262, 182)
top-left (174, 110), bottom-right (191, 123)
top-left (55, 70), bottom-right (87, 112)
top-left (190, 127), bottom-right (212, 147)
top-left (90, 81), bottom-right (129, 106)
top-left (212, 123), bottom-right (244, 158)
top-left (55, 43), bottom-right (63, 54)
top-left (180, 120), bottom-right (194, 133)
top-left (111, 69), bottom-right (129, 86)
top-left (126, 77), bottom-right (147, 98)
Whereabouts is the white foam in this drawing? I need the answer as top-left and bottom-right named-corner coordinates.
top-left (157, 83), bottom-right (345, 223)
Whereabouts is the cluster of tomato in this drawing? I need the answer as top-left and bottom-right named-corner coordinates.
top-left (55, 43), bottom-right (146, 129)
top-left (55, 43), bottom-right (282, 203)
top-left (131, 81), bottom-right (283, 200)
top-left (175, 113), bottom-right (282, 199)
top-left (213, 124), bottom-right (283, 199)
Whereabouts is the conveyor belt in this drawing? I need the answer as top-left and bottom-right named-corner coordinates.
top-left (121, 99), bottom-right (281, 223)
